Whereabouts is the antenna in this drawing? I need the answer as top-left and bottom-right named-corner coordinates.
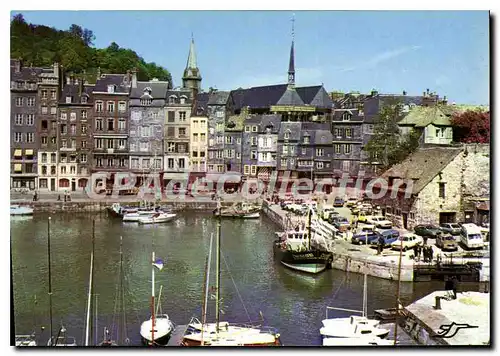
top-left (291, 13), bottom-right (295, 41)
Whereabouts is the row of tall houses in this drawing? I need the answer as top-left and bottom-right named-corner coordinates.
top-left (11, 31), bottom-right (481, 192)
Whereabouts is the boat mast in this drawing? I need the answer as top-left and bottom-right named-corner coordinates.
top-left (119, 236), bottom-right (124, 344)
top-left (307, 206), bottom-right (312, 250)
top-left (151, 251), bottom-right (156, 346)
top-left (362, 267), bottom-right (367, 318)
top-left (215, 202), bottom-right (221, 333)
top-left (85, 220), bottom-right (95, 346)
top-left (47, 217), bottom-right (53, 344)
top-left (200, 233), bottom-right (213, 346)
top-left (393, 236), bottom-right (404, 345)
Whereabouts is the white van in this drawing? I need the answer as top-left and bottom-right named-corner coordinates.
top-left (460, 223), bottom-right (485, 249)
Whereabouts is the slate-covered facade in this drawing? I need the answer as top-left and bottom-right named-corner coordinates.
top-left (129, 76), bottom-right (167, 180)
top-left (206, 91), bottom-right (231, 174)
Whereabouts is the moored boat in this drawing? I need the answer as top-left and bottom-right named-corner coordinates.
top-left (140, 314), bottom-right (175, 346)
top-left (15, 334), bottom-right (37, 346)
top-left (213, 202), bottom-right (261, 219)
top-left (10, 205), bottom-right (34, 216)
top-left (320, 316), bottom-right (390, 339)
top-left (138, 213), bottom-right (177, 225)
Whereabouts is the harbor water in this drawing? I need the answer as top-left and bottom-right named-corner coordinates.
top-left (10, 212), bottom-right (481, 346)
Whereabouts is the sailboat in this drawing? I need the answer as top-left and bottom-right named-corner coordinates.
top-left (320, 269), bottom-right (390, 345)
top-left (180, 203), bottom-right (282, 347)
top-left (139, 252), bottom-right (175, 346)
top-left (273, 206), bottom-right (333, 274)
top-left (44, 217), bottom-right (77, 347)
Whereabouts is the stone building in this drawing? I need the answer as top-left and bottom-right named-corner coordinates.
top-left (91, 73), bottom-right (131, 181)
top-left (129, 75), bottom-right (168, 181)
top-left (190, 92), bottom-right (210, 173)
top-left (242, 115), bottom-right (261, 178)
top-left (256, 115), bottom-right (281, 182)
top-left (206, 91), bottom-right (232, 175)
top-left (374, 144), bottom-right (490, 229)
top-left (10, 59), bottom-right (44, 190)
top-left (52, 76), bottom-right (94, 192)
top-left (224, 112), bottom-right (244, 174)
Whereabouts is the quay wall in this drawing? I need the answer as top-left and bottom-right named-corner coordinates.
top-left (262, 201), bottom-right (414, 282)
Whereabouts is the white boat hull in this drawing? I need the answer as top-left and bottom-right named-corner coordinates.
top-left (138, 213), bottom-right (177, 224)
top-left (123, 211), bottom-right (156, 222)
top-left (281, 261), bottom-right (326, 274)
top-left (242, 212), bottom-right (260, 219)
top-left (10, 206), bottom-right (34, 216)
top-left (140, 316), bottom-right (174, 345)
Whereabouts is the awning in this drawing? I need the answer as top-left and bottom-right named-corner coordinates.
top-left (25, 149), bottom-right (33, 155)
top-left (14, 164), bottom-right (22, 172)
top-left (13, 149), bottom-right (22, 157)
top-left (477, 202), bottom-right (490, 211)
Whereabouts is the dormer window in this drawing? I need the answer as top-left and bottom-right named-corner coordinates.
top-left (144, 87), bottom-right (152, 95)
top-left (180, 95), bottom-right (187, 104)
top-left (81, 96), bottom-right (88, 104)
top-left (169, 95), bottom-right (177, 104)
top-left (342, 112), bottom-right (352, 121)
top-left (141, 98), bottom-right (153, 106)
top-left (66, 96), bottom-right (72, 104)
top-left (107, 85), bottom-right (115, 93)
top-left (284, 130), bottom-right (290, 140)
top-left (303, 133), bottom-right (310, 144)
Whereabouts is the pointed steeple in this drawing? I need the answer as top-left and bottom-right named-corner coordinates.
top-left (182, 35), bottom-right (202, 93)
top-left (287, 14), bottom-right (295, 87)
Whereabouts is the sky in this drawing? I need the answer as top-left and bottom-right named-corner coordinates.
top-left (11, 10), bottom-right (489, 105)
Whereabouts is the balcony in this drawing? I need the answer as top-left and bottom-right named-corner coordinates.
top-left (60, 147), bottom-right (76, 152)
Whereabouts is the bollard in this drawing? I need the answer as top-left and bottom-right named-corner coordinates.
top-left (434, 296), bottom-right (442, 310)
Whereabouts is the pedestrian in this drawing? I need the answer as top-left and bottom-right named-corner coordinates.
top-left (413, 244), bottom-right (419, 261)
top-left (377, 235), bottom-right (384, 255)
top-left (429, 246), bottom-right (434, 263)
top-left (355, 218), bottom-right (359, 229)
top-left (422, 246), bottom-right (428, 262)
top-left (451, 276), bottom-right (458, 299)
top-left (423, 235), bottom-right (428, 246)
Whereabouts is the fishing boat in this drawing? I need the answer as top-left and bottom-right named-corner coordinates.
top-left (140, 253), bottom-right (175, 346)
top-left (180, 205), bottom-right (282, 347)
top-left (138, 212), bottom-right (177, 225)
top-left (15, 334), bottom-right (37, 346)
top-left (123, 209), bottom-right (162, 222)
top-left (10, 205), bottom-right (34, 216)
top-left (108, 203), bottom-right (138, 218)
top-left (213, 201), bottom-right (261, 219)
top-left (273, 208), bottom-right (333, 274)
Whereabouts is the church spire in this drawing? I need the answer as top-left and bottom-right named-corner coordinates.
top-left (182, 35), bottom-right (202, 93)
top-left (288, 14), bottom-right (295, 87)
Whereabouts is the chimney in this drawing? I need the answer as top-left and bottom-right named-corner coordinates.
top-left (96, 67), bottom-right (101, 80)
top-left (423, 91), bottom-right (426, 97)
top-left (79, 78), bottom-right (84, 96)
top-left (403, 90), bottom-right (407, 95)
top-left (14, 59), bottom-right (21, 73)
top-left (53, 62), bottom-right (59, 77)
top-left (426, 88), bottom-right (430, 95)
top-left (131, 68), bottom-right (137, 88)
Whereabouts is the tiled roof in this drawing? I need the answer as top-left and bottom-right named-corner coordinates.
top-left (276, 88), bottom-right (304, 106)
top-left (381, 146), bottom-right (463, 194)
top-left (130, 81), bottom-right (169, 99)
top-left (194, 92), bottom-right (210, 115)
top-left (93, 74), bottom-right (130, 94)
top-left (10, 63), bottom-right (43, 81)
top-left (207, 91), bottom-right (230, 105)
top-left (314, 129), bottom-right (333, 145)
top-left (398, 106), bottom-right (454, 127)
top-left (259, 114), bottom-right (282, 133)
top-left (59, 84), bottom-right (94, 104)
top-left (297, 86), bottom-right (334, 108)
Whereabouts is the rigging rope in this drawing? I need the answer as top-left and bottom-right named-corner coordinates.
top-left (220, 243), bottom-right (252, 323)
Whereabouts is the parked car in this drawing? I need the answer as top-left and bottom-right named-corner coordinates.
top-left (435, 234), bottom-right (458, 251)
top-left (345, 197), bottom-right (358, 208)
top-left (356, 212), bottom-right (369, 223)
top-left (460, 223), bottom-right (484, 249)
top-left (332, 217), bottom-right (350, 230)
top-left (370, 229), bottom-right (400, 247)
top-left (333, 197), bottom-right (345, 207)
top-left (414, 224), bottom-right (442, 238)
top-left (439, 223), bottom-right (461, 236)
top-left (351, 231), bottom-right (380, 245)
top-left (366, 216), bottom-right (392, 229)
top-left (391, 233), bottom-right (423, 251)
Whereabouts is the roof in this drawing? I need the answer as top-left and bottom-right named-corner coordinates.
top-left (259, 115), bottom-right (281, 133)
top-left (59, 84), bottom-right (94, 104)
top-left (364, 95), bottom-right (423, 123)
top-left (276, 88), bottom-right (304, 106)
top-left (381, 147), bottom-right (463, 194)
top-left (278, 122), bottom-right (302, 140)
top-left (130, 81), bottom-right (169, 99)
top-left (194, 92), bottom-right (210, 115)
top-left (208, 91), bottom-right (230, 105)
top-left (230, 84), bottom-right (333, 110)
top-left (93, 74), bottom-right (130, 94)
top-left (314, 129), bottom-right (333, 145)
top-left (10, 60), bottom-right (43, 82)
top-left (398, 106), bottom-right (454, 128)
top-left (226, 113), bottom-right (245, 132)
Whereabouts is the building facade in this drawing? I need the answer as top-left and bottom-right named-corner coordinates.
top-left (190, 114), bottom-right (208, 172)
top-left (91, 74), bottom-right (131, 182)
top-left (256, 115), bottom-right (281, 182)
top-left (129, 76), bottom-right (168, 181)
top-left (206, 92), bottom-right (231, 174)
top-left (10, 59), bottom-right (44, 189)
top-left (51, 76), bottom-right (94, 192)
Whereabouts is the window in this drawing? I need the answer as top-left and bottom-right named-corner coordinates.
top-left (216, 150), bottom-right (223, 159)
top-left (334, 144), bottom-right (341, 154)
top-left (51, 121), bottom-right (57, 130)
top-left (251, 137), bottom-right (257, 146)
top-left (236, 152), bottom-right (240, 159)
top-left (81, 125), bottom-right (87, 134)
top-left (61, 166), bottom-right (67, 174)
top-left (193, 133), bottom-right (199, 142)
top-left (180, 96), bottom-right (186, 104)
top-left (60, 112), bottom-right (67, 121)
top-left (81, 154), bottom-right (87, 163)
top-left (216, 123), bottom-right (224, 131)
top-left (27, 97), bottom-right (35, 106)
top-left (26, 114), bottom-right (34, 126)
top-left (118, 139), bottom-right (126, 149)
top-left (344, 144), bottom-right (352, 154)
top-left (245, 126), bottom-right (250, 132)
top-left (179, 128), bottom-right (186, 137)
top-left (217, 165), bottom-right (224, 173)
top-left (251, 151), bottom-right (257, 159)
top-left (15, 97), bottom-right (23, 106)
top-left (345, 128), bottom-right (352, 138)
top-left (41, 120), bottom-right (48, 130)
top-left (284, 131), bottom-right (290, 140)
top-left (107, 85), bottom-right (115, 93)
top-left (178, 158), bottom-right (185, 169)
top-left (50, 165), bottom-right (56, 174)
top-left (41, 136), bottom-right (47, 145)
top-left (178, 143), bottom-right (186, 153)
top-left (50, 106), bottom-right (57, 115)
top-left (244, 165), bottom-right (250, 175)
top-left (107, 101), bottom-right (115, 113)
top-left (235, 137), bottom-right (241, 144)
top-left (200, 151), bottom-right (205, 158)
top-left (317, 162), bottom-right (324, 169)
top-left (81, 110), bottom-right (88, 119)
top-left (95, 139), bottom-right (103, 149)
top-left (41, 106), bottom-right (48, 114)
top-left (342, 161), bottom-right (350, 172)
top-left (118, 102), bottom-right (126, 112)
top-left (95, 101), bottom-right (103, 112)
top-left (119, 158), bottom-right (126, 167)
top-left (51, 90), bottom-right (56, 99)
top-left (40, 178), bottom-right (48, 188)
top-left (15, 114), bottom-right (23, 125)
top-left (60, 124), bottom-right (67, 134)
top-left (51, 137), bottom-right (56, 144)
top-left (81, 140), bottom-right (87, 148)
top-left (316, 148), bottom-right (324, 157)
top-left (61, 139), bottom-right (67, 148)
top-left (192, 151), bottom-right (198, 158)
top-left (169, 96), bottom-right (177, 104)
top-left (81, 96), bottom-right (87, 104)
top-left (107, 158), bottom-right (114, 167)
top-left (66, 96), bottom-right (72, 104)
top-left (225, 136), bottom-right (233, 144)
top-left (342, 112), bottom-right (352, 121)
top-left (141, 98), bottom-right (152, 106)
top-left (96, 158), bottom-right (103, 167)
top-left (439, 183), bottom-right (445, 198)
top-left (42, 90), bottom-right (48, 98)
top-left (303, 136), bottom-right (310, 144)
top-left (70, 124), bottom-right (76, 135)
top-left (179, 112), bottom-right (186, 121)
top-left (251, 126), bottom-right (257, 132)
top-left (167, 143), bottom-right (175, 152)
top-left (140, 142), bottom-right (149, 151)
top-left (168, 111), bottom-right (175, 122)
top-left (41, 153), bottom-right (47, 163)
top-left (167, 127), bottom-right (175, 137)
top-left (168, 158), bottom-right (175, 169)
top-left (107, 139), bottom-right (114, 149)
top-left (108, 118), bottom-right (114, 131)
top-left (70, 112), bottom-right (76, 121)
top-left (118, 118), bottom-right (126, 130)
top-left (70, 166), bottom-right (76, 174)
top-left (251, 165), bottom-right (257, 175)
